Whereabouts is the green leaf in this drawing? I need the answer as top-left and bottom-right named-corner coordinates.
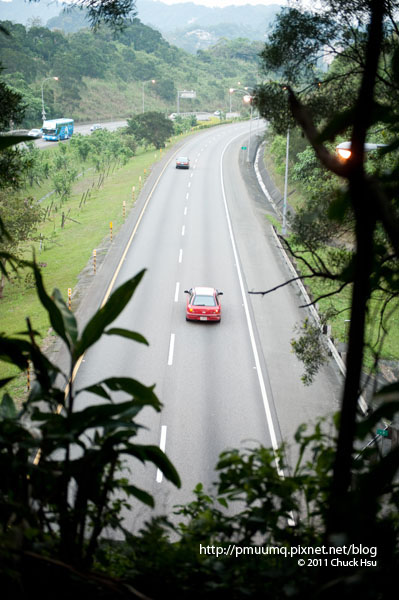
top-left (33, 400), bottom-right (144, 433)
top-left (80, 383), bottom-right (112, 401)
top-left (0, 393), bottom-right (18, 418)
top-left (77, 377), bottom-right (161, 410)
top-left (375, 381), bottom-right (399, 401)
top-left (52, 288), bottom-right (78, 347)
top-left (0, 377), bottom-right (15, 389)
top-left (123, 443), bottom-right (181, 488)
top-left (33, 264), bottom-right (70, 350)
top-left (217, 497), bottom-right (229, 508)
top-left (0, 336), bottom-right (31, 370)
top-left (0, 135), bottom-right (33, 150)
top-left (74, 269), bottom-right (146, 360)
top-left (122, 484), bottom-right (155, 507)
top-left (104, 328), bottom-right (148, 345)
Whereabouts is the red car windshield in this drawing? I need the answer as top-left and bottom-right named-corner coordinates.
top-left (192, 294), bottom-right (216, 307)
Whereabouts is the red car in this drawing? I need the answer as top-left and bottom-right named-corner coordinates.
top-left (184, 287), bottom-right (223, 322)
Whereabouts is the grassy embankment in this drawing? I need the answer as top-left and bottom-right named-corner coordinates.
top-left (262, 146), bottom-right (399, 370)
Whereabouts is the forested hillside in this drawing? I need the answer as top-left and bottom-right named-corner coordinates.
top-left (0, 18), bottom-right (261, 127)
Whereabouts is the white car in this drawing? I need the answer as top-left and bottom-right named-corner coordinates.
top-left (90, 124), bottom-right (103, 132)
top-left (28, 128), bottom-right (42, 138)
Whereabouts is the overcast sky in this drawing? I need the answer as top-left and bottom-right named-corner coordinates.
top-left (156, 0), bottom-right (287, 7)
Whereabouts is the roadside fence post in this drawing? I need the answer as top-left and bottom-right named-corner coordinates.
top-left (27, 360), bottom-right (30, 391)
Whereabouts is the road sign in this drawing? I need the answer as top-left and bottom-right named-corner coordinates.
top-left (180, 90), bottom-right (196, 99)
top-left (377, 429), bottom-right (388, 437)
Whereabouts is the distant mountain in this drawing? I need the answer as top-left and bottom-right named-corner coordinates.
top-left (136, 0), bottom-right (280, 32)
top-left (0, 0), bottom-right (64, 24)
top-left (1, 0), bottom-right (282, 53)
top-left (134, 1), bottom-right (282, 52)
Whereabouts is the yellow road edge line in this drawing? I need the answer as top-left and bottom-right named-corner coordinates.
top-left (71, 150), bottom-right (176, 384)
top-left (33, 151), bottom-right (176, 465)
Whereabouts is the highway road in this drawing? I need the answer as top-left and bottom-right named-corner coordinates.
top-left (71, 121), bottom-right (342, 534)
top-left (34, 120), bottom-right (127, 149)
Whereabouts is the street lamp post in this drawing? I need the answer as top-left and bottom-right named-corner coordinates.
top-left (142, 79), bottom-right (156, 114)
top-left (282, 128), bottom-right (290, 235)
top-left (242, 89), bottom-right (256, 163)
top-left (336, 140), bottom-right (387, 159)
top-left (243, 94), bottom-right (254, 162)
top-left (41, 76), bottom-right (58, 123)
top-left (229, 88), bottom-right (234, 113)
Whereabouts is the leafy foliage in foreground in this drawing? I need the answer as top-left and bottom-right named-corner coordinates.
top-left (0, 264), bottom-right (180, 577)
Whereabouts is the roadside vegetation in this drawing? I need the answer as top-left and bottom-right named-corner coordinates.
top-left (0, 18), bottom-right (259, 128)
top-left (263, 130), bottom-right (399, 372)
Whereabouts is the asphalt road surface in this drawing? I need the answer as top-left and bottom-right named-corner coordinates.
top-left (71, 121), bottom-right (342, 535)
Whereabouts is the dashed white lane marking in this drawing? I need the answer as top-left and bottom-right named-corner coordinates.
top-left (182, 225), bottom-right (185, 236)
top-left (156, 425), bottom-right (168, 483)
top-left (174, 282), bottom-right (180, 302)
top-left (188, 181), bottom-right (191, 188)
top-left (186, 192), bottom-right (189, 200)
top-left (179, 248), bottom-right (183, 263)
top-left (184, 206), bottom-right (187, 215)
top-left (167, 334), bottom-right (175, 366)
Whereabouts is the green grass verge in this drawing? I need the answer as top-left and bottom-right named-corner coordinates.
top-left (288, 244), bottom-right (399, 371)
top-left (1, 148), bottom-right (162, 398)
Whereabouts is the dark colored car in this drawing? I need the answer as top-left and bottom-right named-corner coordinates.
top-left (176, 156), bottom-right (190, 169)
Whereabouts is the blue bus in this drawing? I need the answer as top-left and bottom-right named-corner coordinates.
top-left (42, 118), bottom-right (74, 141)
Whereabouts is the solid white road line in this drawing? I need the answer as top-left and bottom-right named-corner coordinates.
top-left (220, 133), bottom-right (284, 478)
top-left (174, 282), bottom-right (180, 302)
top-left (156, 425), bottom-right (168, 483)
top-left (168, 333), bottom-right (175, 366)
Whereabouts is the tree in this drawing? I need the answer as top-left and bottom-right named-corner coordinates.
top-left (0, 190), bottom-right (43, 297)
top-left (126, 112), bottom-right (173, 149)
top-left (253, 0), bottom-right (399, 537)
top-left (154, 78), bottom-right (176, 102)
